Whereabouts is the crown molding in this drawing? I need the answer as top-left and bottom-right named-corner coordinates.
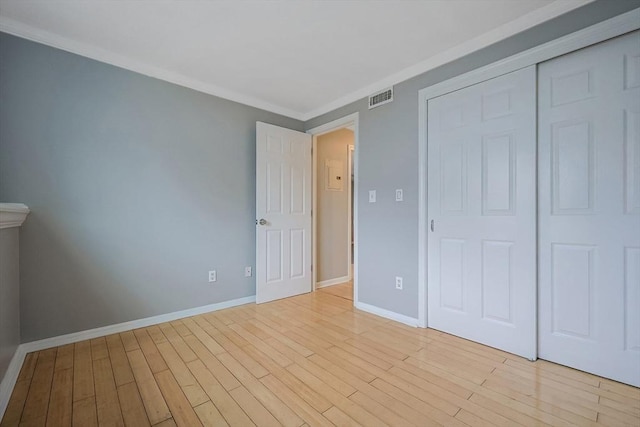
top-left (0, 203), bottom-right (30, 229)
top-left (0, 17), bottom-right (305, 121)
top-left (300, 0), bottom-right (593, 121)
top-left (1, 0), bottom-right (592, 122)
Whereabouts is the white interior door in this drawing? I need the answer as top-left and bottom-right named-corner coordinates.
top-left (427, 66), bottom-right (537, 359)
top-left (256, 122), bottom-right (312, 303)
top-left (538, 31), bottom-right (640, 387)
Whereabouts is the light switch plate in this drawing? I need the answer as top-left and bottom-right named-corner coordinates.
top-left (369, 190), bottom-right (376, 203)
top-left (395, 189), bottom-right (403, 202)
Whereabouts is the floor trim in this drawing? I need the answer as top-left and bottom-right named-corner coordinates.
top-left (316, 276), bottom-right (351, 289)
top-left (355, 301), bottom-right (419, 327)
top-left (0, 294), bottom-right (255, 420)
top-left (0, 346), bottom-right (26, 421)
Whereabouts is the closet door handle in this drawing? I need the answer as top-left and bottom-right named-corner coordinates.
top-left (430, 220), bottom-right (434, 232)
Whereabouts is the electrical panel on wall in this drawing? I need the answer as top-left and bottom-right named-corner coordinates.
top-left (325, 159), bottom-right (344, 191)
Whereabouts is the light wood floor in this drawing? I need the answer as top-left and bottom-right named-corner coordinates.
top-left (2, 284), bottom-right (639, 427)
top-left (317, 281), bottom-right (353, 301)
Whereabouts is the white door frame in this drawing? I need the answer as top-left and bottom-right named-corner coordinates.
top-left (348, 144), bottom-right (355, 281)
top-left (307, 112), bottom-right (359, 302)
top-left (417, 9), bottom-right (640, 328)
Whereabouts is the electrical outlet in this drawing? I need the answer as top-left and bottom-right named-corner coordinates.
top-left (208, 270), bottom-right (217, 282)
top-left (245, 266), bottom-right (252, 277)
top-left (395, 189), bottom-right (403, 202)
top-left (369, 190), bottom-right (376, 203)
top-left (395, 276), bottom-right (403, 290)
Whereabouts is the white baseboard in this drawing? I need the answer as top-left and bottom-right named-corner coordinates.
top-left (0, 346), bottom-right (27, 421)
top-left (0, 294), bottom-right (255, 420)
top-left (316, 275), bottom-right (351, 289)
top-left (354, 301), bottom-right (419, 327)
top-left (20, 295), bottom-right (256, 353)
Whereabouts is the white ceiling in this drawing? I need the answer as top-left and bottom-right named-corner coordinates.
top-left (0, 0), bottom-right (591, 120)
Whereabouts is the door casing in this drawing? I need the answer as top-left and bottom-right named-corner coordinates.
top-left (307, 113), bottom-right (360, 302)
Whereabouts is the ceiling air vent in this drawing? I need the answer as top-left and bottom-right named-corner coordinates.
top-left (368, 87), bottom-right (393, 109)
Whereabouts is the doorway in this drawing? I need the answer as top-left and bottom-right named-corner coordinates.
top-left (307, 113), bottom-right (359, 303)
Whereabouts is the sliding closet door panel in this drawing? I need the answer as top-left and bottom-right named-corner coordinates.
top-left (427, 66), bottom-right (537, 359)
top-left (538, 30), bottom-right (640, 387)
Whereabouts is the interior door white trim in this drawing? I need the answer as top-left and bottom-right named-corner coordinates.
top-left (348, 144), bottom-right (354, 281)
top-left (307, 112), bottom-right (359, 303)
top-left (417, 8), bottom-right (640, 328)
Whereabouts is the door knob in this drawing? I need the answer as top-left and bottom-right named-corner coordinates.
top-left (258, 218), bottom-right (267, 226)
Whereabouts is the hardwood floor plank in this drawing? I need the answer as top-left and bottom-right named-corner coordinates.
top-left (73, 342), bottom-right (95, 403)
top-left (90, 337), bottom-right (109, 361)
top-left (117, 382), bottom-right (150, 427)
top-left (21, 348), bottom-right (57, 424)
top-left (181, 334), bottom-right (241, 391)
top-left (229, 386), bottom-right (281, 427)
top-left (369, 378), bottom-right (466, 426)
top-left (54, 345), bottom-right (74, 372)
top-left (145, 325), bottom-right (168, 345)
top-left (170, 320), bottom-right (193, 338)
top-left (253, 356), bottom-right (332, 413)
top-left (154, 370), bottom-right (203, 427)
top-left (106, 334), bottom-right (135, 387)
top-left (93, 357), bottom-right (125, 426)
top-left (216, 352), bottom-right (303, 427)
top-left (260, 374), bottom-right (334, 427)
top-left (153, 418), bottom-right (177, 427)
top-left (181, 317), bottom-right (225, 355)
top-left (482, 376), bottom-right (598, 421)
top-left (322, 406), bottom-right (361, 427)
top-left (45, 368), bottom-right (73, 427)
top-left (72, 396), bottom-right (97, 427)
top-left (133, 329), bottom-right (168, 373)
top-left (119, 332), bottom-right (140, 352)
top-left (186, 359), bottom-right (255, 426)
top-left (193, 401), bottom-right (229, 427)
top-left (286, 364), bottom-right (384, 427)
top-left (469, 392), bottom-right (553, 426)
top-left (201, 324), bottom-right (270, 379)
top-left (17, 352), bottom-right (39, 382)
top-left (158, 324), bottom-right (198, 363)
top-left (482, 377), bottom-right (599, 426)
top-left (227, 323), bottom-right (293, 368)
top-left (1, 378), bottom-right (31, 426)
top-left (155, 341), bottom-right (209, 406)
top-left (347, 391), bottom-right (414, 427)
top-left (126, 349), bottom-right (171, 425)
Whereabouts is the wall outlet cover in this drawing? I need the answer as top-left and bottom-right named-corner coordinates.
top-left (395, 276), bottom-right (403, 290)
top-left (369, 190), bottom-right (376, 203)
top-left (245, 266), bottom-right (252, 277)
top-left (208, 270), bottom-right (217, 282)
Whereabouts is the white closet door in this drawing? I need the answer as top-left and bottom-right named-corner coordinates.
top-left (538, 30), bottom-right (640, 387)
top-left (427, 66), bottom-right (537, 359)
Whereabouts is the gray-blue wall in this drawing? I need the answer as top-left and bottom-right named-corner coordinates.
top-left (0, 33), bottom-right (303, 342)
top-left (304, 0), bottom-right (640, 319)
